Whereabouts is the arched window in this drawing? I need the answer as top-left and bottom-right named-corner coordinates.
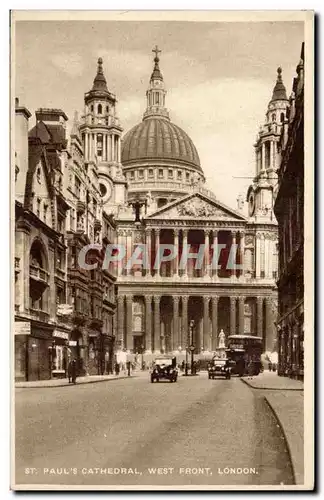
top-left (91, 105), bottom-right (94, 112)
top-left (280, 112), bottom-right (285, 123)
top-left (98, 104), bottom-right (102, 115)
top-left (272, 113), bottom-right (276, 122)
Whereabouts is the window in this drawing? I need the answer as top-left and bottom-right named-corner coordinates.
top-left (36, 198), bottom-right (41, 218)
top-left (98, 104), bottom-right (102, 115)
top-left (97, 134), bottom-right (103, 157)
top-left (272, 113), bottom-right (276, 122)
top-left (272, 271), bottom-right (278, 280)
top-left (75, 176), bottom-right (81, 198)
top-left (186, 172), bottom-right (190, 181)
top-left (177, 170), bottom-right (182, 180)
top-left (91, 105), bottom-right (94, 112)
top-left (130, 171), bottom-right (135, 180)
top-left (93, 198), bottom-right (97, 218)
top-left (36, 167), bottom-right (41, 184)
top-left (148, 169), bottom-right (154, 178)
top-left (105, 117), bottom-right (109, 125)
top-left (280, 112), bottom-right (285, 123)
top-left (70, 209), bottom-right (75, 231)
top-left (260, 270), bottom-right (265, 278)
top-left (106, 106), bottom-right (109, 113)
top-left (158, 169), bottom-right (164, 178)
top-left (43, 204), bottom-right (48, 223)
top-left (168, 169), bottom-right (173, 179)
top-left (57, 215), bottom-right (64, 234)
top-left (138, 170), bottom-right (144, 179)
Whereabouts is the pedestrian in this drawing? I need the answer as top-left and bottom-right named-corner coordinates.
top-left (268, 361), bottom-right (273, 372)
top-left (115, 362), bottom-right (120, 376)
top-left (71, 359), bottom-right (77, 384)
top-left (67, 359), bottom-right (73, 383)
top-left (247, 360), bottom-right (254, 380)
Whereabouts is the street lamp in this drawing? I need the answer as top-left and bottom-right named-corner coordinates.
top-left (189, 320), bottom-right (195, 375)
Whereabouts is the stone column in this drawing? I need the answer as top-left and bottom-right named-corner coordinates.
top-left (261, 142), bottom-right (266, 171)
top-left (182, 229), bottom-right (188, 278)
top-left (126, 230), bottom-right (133, 276)
top-left (203, 296), bottom-right (210, 350)
top-left (173, 296), bottom-right (180, 350)
top-left (256, 233), bottom-right (261, 278)
top-left (232, 232), bottom-right (237, 277)
top-left (173, 229), bottom-right (179, 278)
top-left (117, 295), bottom-right (125, 350)
top-left (94, 134), bottom-right (97, 158)
top-left (181, 296), bottom-right (188, 348)
top-left (239, 296), bottom-right (245, 334)
top-left (211, 297), bottom-right (219, 351)
top-left (126, 296), bottom-right (133, 351)
top-left (265, 297), bottom-right (274, 352)
top-left (103, 133), bottom-right (106, 161)
top-left (204, 230), bottom-right (209, 279)
top-left (212, 229), bottom-right (218, 278)
top-left (118, 137), bottom-right (121, 163)
top-left (85, 133), bottom-right (89, 161)
top-left (145, 295), bottom-right (152, 352)
top-left (153, 296), bottom-right (161, 353)
top-left (111, 134), bottom-right (115, 162)
top-left (155, 228), bottom-right (160, 277)
top-left (117, 229), bottom-right (123, 277)
top-left (230, 296), bottom-right (236, 336)
top-left (145, 228), bottom-right (152, 277)
top-left (270, 141), bottom-right (274, 169)
top-left (239, 231), bottom-right (245, 277)
top-left (257, 296), bottom-right (263, 339)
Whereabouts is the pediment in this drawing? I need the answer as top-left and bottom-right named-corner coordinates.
top-left (147, 192), bottom-right (246, 221)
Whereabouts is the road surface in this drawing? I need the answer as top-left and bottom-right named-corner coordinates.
top-left (14, 373), bottom-right (294, 487)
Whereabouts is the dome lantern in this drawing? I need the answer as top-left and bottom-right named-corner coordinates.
top-left (143, 46), bottom-right (170, 121)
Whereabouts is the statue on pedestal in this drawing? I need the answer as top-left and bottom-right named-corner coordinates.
top-left (218, 329), bottom-right (226, 349)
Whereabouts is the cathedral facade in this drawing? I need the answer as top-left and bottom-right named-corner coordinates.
top-left (14, 48), bottom-right (283, 379)
top-left (82, 50), bottom-right (280, 363)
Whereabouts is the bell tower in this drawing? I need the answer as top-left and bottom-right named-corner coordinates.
top-left (247, 67), bottom-right (289, 222)
top-left (79, 57), bottom-right (126, 208)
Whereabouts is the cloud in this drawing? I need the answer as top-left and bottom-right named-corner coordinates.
top-left (51, 53), bottom-right (84, 78)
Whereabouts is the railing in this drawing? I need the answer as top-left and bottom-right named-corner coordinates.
top-left (117, 273), bottom-right (275, 285)
top-left (29, 265), bottom-right (50, 284)
top-left (127, 181), bottom-right (217, 201)
top-left (29, 308), bottom-right (50, 322)
top-left (55, 268), bottom-right (66, 280)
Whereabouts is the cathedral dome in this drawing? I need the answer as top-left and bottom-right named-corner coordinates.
top-left (121, 117), bottom-right (201, 171)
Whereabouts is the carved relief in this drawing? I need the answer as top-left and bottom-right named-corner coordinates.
top-left (176, 199), bottom-right (232, 218)
top-left (245, 234), bottom-right (255, 246)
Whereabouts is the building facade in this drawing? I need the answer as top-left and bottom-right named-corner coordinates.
top-left (109, 49), bottom-right (279, 363)
top-left (274, 44), bottom-right (304, 379)
top-left (14, 49), bottom-right (284, 378)
top-left (14, 94), bottom-right (118, 380)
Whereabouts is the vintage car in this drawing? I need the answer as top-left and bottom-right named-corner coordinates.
top-left (208, 358), bottom-right (231, 379)
top-left (150, 356), bottom-right (178, 383)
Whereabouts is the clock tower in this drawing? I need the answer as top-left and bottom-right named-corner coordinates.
top-left (247, 67), bottom-right (289, 223)
top-left (79, 57), bottom-right (127, 210)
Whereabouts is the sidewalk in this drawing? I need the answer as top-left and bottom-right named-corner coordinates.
top-left (241, 371), bottom-right (303, 391)
top-left (241, 372), bottom-right (304, 485)
top-left (15, 372), bottom-right (141, 389)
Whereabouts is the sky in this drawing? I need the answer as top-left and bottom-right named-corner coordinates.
top-left (14, 19), bottom-right (304, 210)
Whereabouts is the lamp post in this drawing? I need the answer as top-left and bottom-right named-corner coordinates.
top-left (189, 320), bottom-right (195, 375)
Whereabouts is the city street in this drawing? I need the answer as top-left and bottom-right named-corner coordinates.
top-left (15, 374), bottom-right (294, 487)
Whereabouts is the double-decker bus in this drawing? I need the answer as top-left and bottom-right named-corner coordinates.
top-left (226, 335), bottom-right (263, 376)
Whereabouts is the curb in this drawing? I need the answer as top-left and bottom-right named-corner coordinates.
top-left (263, 395), bottom-right (297, 486)
top-left (240, 378), bottom-right (303, 391)
top-left (15, 375), bottom-right (138, 389)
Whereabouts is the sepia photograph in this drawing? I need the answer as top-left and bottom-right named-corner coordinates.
top-left (11, 10), bottom-right (314, 491)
